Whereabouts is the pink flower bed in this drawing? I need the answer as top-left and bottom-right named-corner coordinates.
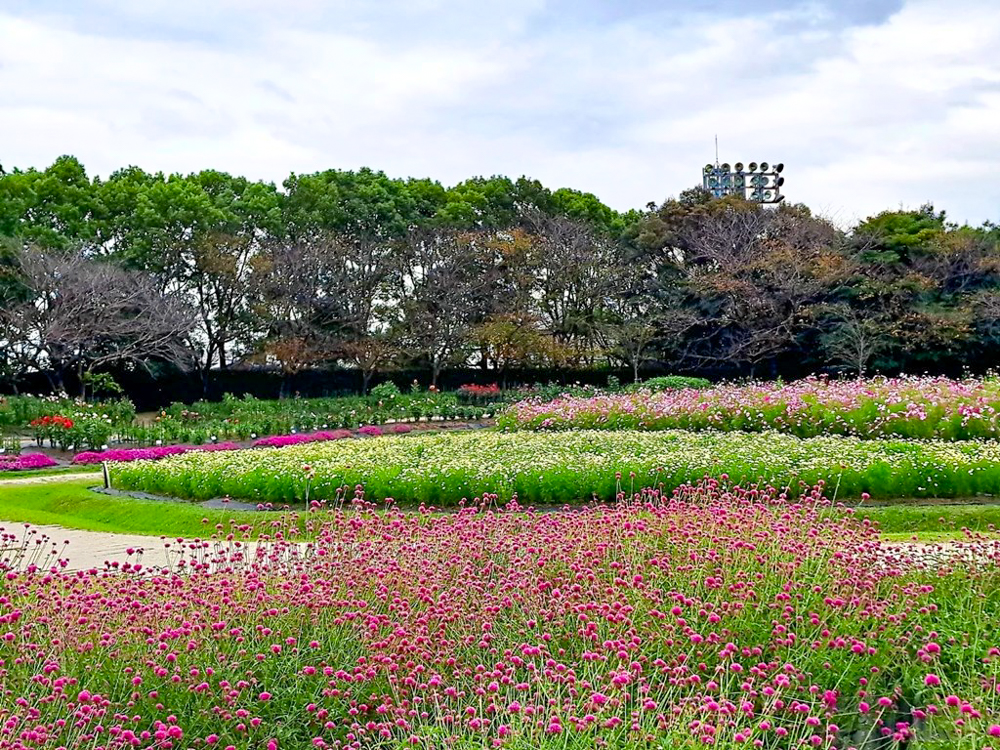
top-left (356, 425), bottom-right (383, 437)
top-left (499, 374), bottom-right (1000, 440)
top-left (72, 442), bottom-right (241, 465)
top-left (252, 429), bottom-right (353, 448)
top-left (389, 423), bottom-right (413, 434)
top-left (0, 452), bottom-right (59, 471)
top-left (0, 480), bottom-right (997, 746)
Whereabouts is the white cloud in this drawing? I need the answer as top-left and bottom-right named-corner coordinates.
top-left (0, 0), bottom-right (997, 226)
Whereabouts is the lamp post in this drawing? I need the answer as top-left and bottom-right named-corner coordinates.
top-left (703, 161), bottom-right (785, 203)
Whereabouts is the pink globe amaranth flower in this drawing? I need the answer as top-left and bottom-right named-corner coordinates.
top-left (259, 691), bottom-right (272, 701)
top-left (989, 724), bottom-right (1000, 737)
top-left (925, 673), bottom-right (941, 687)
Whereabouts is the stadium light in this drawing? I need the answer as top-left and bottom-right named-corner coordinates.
top-left (702, 146), bottom-right (785, 204)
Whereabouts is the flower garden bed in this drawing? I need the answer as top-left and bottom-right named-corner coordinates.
top-left (498, 375), bottom-right (1000, 441)
top-left (110, 428), bottom-right (1000, 505)
top-left (0, 452), bottom-right (59, 472)
top-left (1, 481), bottom-right (999, 747)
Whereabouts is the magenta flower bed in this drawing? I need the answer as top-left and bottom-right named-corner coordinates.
top-left (0, 452), bottom-right (59, 471)
top-left (72, 442), bottom-right (241, 465)
top-left (389, 423), bottom-right (412, 434)
top-left (1, 480), bottom-right (998, 747)
top-left (252, 429), bottom-right (353, 448)
top-left (357, 425), bottom-right (383, 437)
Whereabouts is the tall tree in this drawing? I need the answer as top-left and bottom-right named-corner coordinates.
top-left (1, 247), bottom-right (195, 394)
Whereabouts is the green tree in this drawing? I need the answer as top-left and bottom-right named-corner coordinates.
top-left (0, 156), bottom-right (98, 249)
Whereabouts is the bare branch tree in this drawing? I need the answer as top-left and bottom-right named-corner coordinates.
top-left (817, 305), bottom-right (890, 375)
top-left (0, 248), bottom-right (196, 394)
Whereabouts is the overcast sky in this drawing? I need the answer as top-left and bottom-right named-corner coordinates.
top-left (1, 0), bottom-right (998, 227)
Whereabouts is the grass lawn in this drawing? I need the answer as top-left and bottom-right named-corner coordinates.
top-left (0, 478), bottom-right (264, 537)
top-left (855, 502), bottom-right (1000, 537)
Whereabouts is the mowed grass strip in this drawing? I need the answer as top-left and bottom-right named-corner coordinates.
top-left (0, 479), bottom-right (264, 537)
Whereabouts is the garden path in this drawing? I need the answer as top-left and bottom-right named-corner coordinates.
top-left (3, 523), bottom-right (303, 572)
top-left (16, 524), bottom-right (179, 571)
top-left (0, 471), bottom-right (98, 485)
top-left (3, 521), bottom-right (988, 574)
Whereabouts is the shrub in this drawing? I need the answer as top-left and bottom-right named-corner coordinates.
top-left (629, 375), bottom-right (712, 391)
top-left (369, 381), bottom-right (401, 400)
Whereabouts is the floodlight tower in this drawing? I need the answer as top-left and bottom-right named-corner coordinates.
top-left (702, 144), bottom-right (785, 203)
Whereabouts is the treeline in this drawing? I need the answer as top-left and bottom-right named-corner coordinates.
top-left (1, 155), bottom-right (999, 396)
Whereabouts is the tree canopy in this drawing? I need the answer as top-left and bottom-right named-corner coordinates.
top-left (1, 156), bottom-right (998, 393)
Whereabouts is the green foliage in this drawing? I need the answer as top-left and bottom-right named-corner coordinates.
top-left (627, 375), bottom-right (712, 392)
top-left (0, 395), bottom-right (134, 433)
top-left (4, 157), bottom-right (1000, 389)
top-left (112, 428), bottom-right (1000, 505)
top-left (120, 391), bottom-right (496, 445)
top-left (369, 381), bottom-right (401, 400)
top-left (81, 371), bottom-right (123, 398)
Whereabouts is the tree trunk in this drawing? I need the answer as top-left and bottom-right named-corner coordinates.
top-left (77, 361), bottom-right (86, 399)
top-left (633, 358), bottom-right (640, 384)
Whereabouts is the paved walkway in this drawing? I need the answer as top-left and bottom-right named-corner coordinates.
top-left (0, 472), bottom-right (99, 486)
top-left (5, 524), bottom-right (178, 571)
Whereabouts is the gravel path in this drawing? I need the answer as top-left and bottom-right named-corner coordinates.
top-left (0, 521), bottom-right (992, 575)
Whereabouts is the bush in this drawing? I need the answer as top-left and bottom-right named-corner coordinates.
top-left (629, 375), bottom-right (712, 392)
top-left (370, 381), bottom-right (401, 400)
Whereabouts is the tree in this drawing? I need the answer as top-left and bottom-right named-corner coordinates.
top-left (343, 333), bottom-right (399, 394)
top-left (817, 305), bottom-right (891, 375)
top-left (474, 313), bottom-right (569, 386)
top-left (630, 193), bottom-right (846, 375)
top-left (398, 229), bottom-right (496, 386)
top-left (523, 211), bottom-right (619, 365)
top-left (0, 156), bottom-right (99, 249)
top-left (0, 248), bottom-right (196, 394)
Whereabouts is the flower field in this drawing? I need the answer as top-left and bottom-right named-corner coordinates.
top-left (1, 482), bottom-right (999, 749)
top-left (498, 375), bottom-right (1000, 441)
top-left (110, 429), bottom-right (1000, 504)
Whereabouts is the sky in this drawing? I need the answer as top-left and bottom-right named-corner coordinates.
top-left (1, 0), bottom-right (998, 227)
